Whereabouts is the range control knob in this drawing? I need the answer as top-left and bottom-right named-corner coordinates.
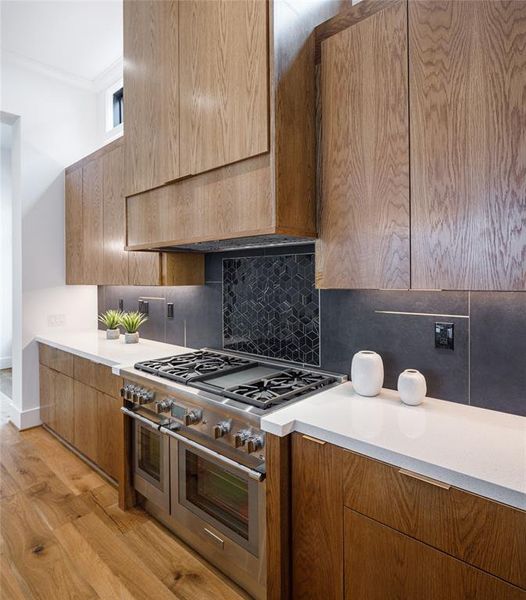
top-left (213, 421), bottom-right (231, 439)
top-left (246, 435), bottom-right (264, 454)
top-left (184, 409), bottom-right (203, 426)
top-left (234, 429), bottom-right (251, 448)
top-left (155, 399), bottom-right (173, 414)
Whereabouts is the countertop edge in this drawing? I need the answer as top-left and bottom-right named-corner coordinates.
top-left (35, 335), bottom-right (119, 366)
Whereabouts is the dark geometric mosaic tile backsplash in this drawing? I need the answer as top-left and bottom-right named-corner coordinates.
top-left (223, 254), bottom-right (320, 365)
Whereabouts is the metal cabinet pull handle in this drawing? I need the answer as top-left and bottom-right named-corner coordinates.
top-left (203, 527), bottom-right (224, 548)
top-left (121, 406), bottom-right (160, 431)
top-left (302, 435), bottom-right (326, 445)
top-left (399, 468), bottom-right (451, 490)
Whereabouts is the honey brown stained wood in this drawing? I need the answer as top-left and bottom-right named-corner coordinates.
top-left (128, 251), bottom-right (162, 286)
top-left (291, 433), bottom-right (343, 599)
top-left (73, 381), bottom-right (99, 464)
top-left (409, 0), bottom-right (526, 290)
top-left (266, 433), bottom-right (291, 600)
top-left (123, 0), bottom-right (180, 196)
top-left (342, 449), bottom-right (526, 589)
top-left (38, 343), bottom-right (74, 377)
top-left (97, 392), bottom-right (123, 481)
top-left (82, 158), bottom-right (104, 284)
top-left (102, 144), bottom-right (128, 285)
top-left (344, 510), bottom-right (526, 600)
top-left (316, 0), bottom-right (410, 289)
top-left (73, 356), bottom-right (95, 389)
top-left (65, 167), bottom-right (83, 284)
top-left (126, 154), bottom-right (274, 248)
top-left (161, 253), bottom-right (205, 286)
top-left (54, 373), bottom-right (75, 445)
top-left (179, 0), bottom-right (269, 177)
top-left (39, 365), bottom-right (54, 430)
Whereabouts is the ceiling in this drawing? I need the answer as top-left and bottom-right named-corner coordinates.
top-left (1, 0), bottom-right (122, 83)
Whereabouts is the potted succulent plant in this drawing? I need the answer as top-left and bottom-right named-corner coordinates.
top-left (98, 309), bottom-right (124, 340)
top-left (120, 311), bottom-right (148, 344)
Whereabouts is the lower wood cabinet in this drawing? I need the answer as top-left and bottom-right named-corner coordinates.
top-left (290, 433), bottom-right (526, 599)
top-left (38, 344), bottom-right (123, 483)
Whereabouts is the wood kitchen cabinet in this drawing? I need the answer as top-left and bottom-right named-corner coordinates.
top-left (315, 0), bottom-right (526, 291)
top-left (290, 433), bottom-right (526, 599)
top-left (125, 1), bottom-right (347, 251)
top-left (39, 365), bottom-right (75, 445)
top-left (65, 138), bottom-right (205, 286)
top-left (73, 380), bottom-right (99, 463)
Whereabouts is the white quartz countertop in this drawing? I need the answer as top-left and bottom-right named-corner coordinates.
top-left (35, 330), bottom-right (192, 368)
top-left (261, 382), bottom-right (526, 510)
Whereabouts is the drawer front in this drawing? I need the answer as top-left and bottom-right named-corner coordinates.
top-left (38, 344), bottom-right (74, 377)
top-left (344, 509), bottom-right (525, 600)
top-left (73, 356), bottom-right (95, 388)
top-left (343, 450), bottom-right (526, 588)
top-left (92, 363), bottom-right (122, 398)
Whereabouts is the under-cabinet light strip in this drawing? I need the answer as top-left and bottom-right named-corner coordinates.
top-left (375, 310), bottom-right (469, 319)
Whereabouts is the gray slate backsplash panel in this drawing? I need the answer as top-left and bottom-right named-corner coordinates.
top-left (98, 249), bottom-right (525, 416)
top-left (470, 292), bottom-right (526, 416)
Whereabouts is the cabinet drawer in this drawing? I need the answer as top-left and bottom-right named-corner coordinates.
top-left (342, 450), bottom-right (526, 588)
top-left (38, 344), bottom-right (74, 377)
top-left (73, 357), bottom-right (122, 398)
top-left (345, 509), bottom-right (525, 600)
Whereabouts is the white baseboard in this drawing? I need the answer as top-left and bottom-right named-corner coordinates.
top-left (1, 395), bottom-right (41, 430)
top-left (0, 357), bottom-right (12, 370)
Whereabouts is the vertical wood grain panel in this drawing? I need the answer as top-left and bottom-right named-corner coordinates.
top-left (179, 0), bottom-right (269, 176)
top-left (291, 434), bottom-right (343, 599)
top-left (124, 0), bottom-right (180, 195)
top-left (410, 0), bottom-right (526, 290)
top-left (55, 373), bottom-right (75, 445)
top-left (344, 510), bottom-right (525, 600)
top-left (82, 159), bottom-right (104, 284)
top-left (102, 144), bottom-right (128, 285)
top-left (97, 392), bottom-right (123, 481)
top-left (128, 251), bottom-right (162, 286)
top-left (316, 0), bottom-right (410, 289)
top-left (39, 365), bottom-right (54, 429)
top-left (73, 381), bottom-right (99, 464)
top-left (65, 167), bottom-right (83, 284)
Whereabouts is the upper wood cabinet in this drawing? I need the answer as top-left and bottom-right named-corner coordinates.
top-left (409, 0), bottom-right (526, 290)
top-left (316, 0), bottom-right (410, 289)
top-left (124, 0), bottom-right (348, 251)
top-left (316, 0), bottom-right (526, 291)
top-left (65, 138), bottom-right (205, 286)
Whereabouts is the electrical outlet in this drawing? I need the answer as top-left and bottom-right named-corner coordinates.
top-left (47, 314), bottom-right (66, 328)
top-left (435, 322), bottom-right (454, 350)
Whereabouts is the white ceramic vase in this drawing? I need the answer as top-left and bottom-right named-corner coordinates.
top-left (398, 369), bottom-right (427, 406)
top-left (125, 332), bottom-right (140, 344)
top-left (351, 351), bottom-right (384, 397)
top-left (106, 328), bottom-right (120, 340)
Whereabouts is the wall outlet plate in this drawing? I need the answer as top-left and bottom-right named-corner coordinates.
top-left (435, 322), bottom-right (454, 350)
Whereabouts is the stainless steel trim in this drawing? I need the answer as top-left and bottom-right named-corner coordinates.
top-left (203, 527), bottom-right (225, 548)
top-left (302, 434), bottom-right (326, 445)
top-left (398, 468), bottom-right (451, 490)
top-left (121, 406), bottom-right (161, 430)
top-left (159, 425), bottom-right (265, 482)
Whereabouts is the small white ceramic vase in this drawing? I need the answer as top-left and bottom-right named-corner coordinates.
top-left (125, 332), bottom-right (140, 344)
top-left (106, 328), bottom-right (120, 340)
top-left (351, 351), bottom-right (384, 397)
top-left (398, 369), bottom-right (427, 406)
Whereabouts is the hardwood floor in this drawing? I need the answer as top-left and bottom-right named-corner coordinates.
top-left (0, 420), bottom-right (248, 599)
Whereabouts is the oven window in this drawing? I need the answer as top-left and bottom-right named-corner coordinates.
top-left (138, 426), bottom-right (161, 482)
top-left (185, 452), bottom-right (249, 540)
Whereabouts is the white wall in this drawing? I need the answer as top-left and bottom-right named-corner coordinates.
top-left (1, 57), bottom-right (102, 428)
top-left (95, 59), bottom-right (123, 145)
top-left (1, 125), bottom-right (12, 369)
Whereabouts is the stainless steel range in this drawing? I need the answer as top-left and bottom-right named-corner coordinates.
top-left (119, 348), bottom-right (346, 599)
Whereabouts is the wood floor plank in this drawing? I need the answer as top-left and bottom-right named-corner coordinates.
top-left (0, 492), bottom-right (98, 600)
top-left (0, 462), bottom-right (21, 499)
top-left (0, 554), bottom-right (35, 600)
top-left (124, 520), bottom-right (247, 600)
top-left (73, 512), bottom-right (178, 600)
top-left (54, 521), bottom-right (137, 600)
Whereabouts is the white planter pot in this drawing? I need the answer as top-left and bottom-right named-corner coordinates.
top-left (398, 369), bottom-right (427, 406)
top-left (106, 328), bottom-right (120, 340)
top-left (124, 332), bottom-right (140, 344)
top-left (351, 351), bottom-right (384, 397)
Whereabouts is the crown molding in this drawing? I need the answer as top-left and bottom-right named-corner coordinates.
top-left (1, 50), bottom-right (123, 93)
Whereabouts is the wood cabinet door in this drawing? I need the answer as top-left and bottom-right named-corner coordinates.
top-left (128, 251), bottom-right (162, 286)
top-left (54, 373), bottom-right (75, 445)
top-left (291, 434), bottom-right (343, 600)
top-left (102, 144), bottom-right (128, 285)
top-left (410, 0), bottom-right (526, 290)
top-left (65, 167), bottom-right (83, 284)
top-left (97, 392), bottom-right (123, 481)
top-left (82, 159), bottom-right (104, 284)
top-left (39, 365), bottom-right (55, 429)
top-left (123, 0), bottom-right (180, 196)
top-left (73, 381), bottom-right (98, 464)
top-left (316, 0), bottom-right (410, 289)
top-left (344, 509), bottom-right (525, 600)
top-left (179, 0), bottom-right (269, 177)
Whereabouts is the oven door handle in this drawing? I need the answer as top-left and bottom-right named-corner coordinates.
top-left (120, 406), bottom-right (162, 431)
top-left (159, 425), bottom-right (266, 483)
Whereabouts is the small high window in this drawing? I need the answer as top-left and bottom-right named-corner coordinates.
top-left (113, 87), bottom-right (124, 127)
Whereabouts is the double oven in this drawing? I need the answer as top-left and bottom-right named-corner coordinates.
top-left (125, 386), bottom-right (266, 599)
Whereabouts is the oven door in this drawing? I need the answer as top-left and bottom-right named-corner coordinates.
top-left (170, 436), bottom-right (262, 557)
top-left (133, 417), bottom-right (170, 513)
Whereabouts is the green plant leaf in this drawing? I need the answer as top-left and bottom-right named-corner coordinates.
top-left (119, 311), bottom-right (148, 333)
top-left (98, 309), bottom-right (124, 330)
